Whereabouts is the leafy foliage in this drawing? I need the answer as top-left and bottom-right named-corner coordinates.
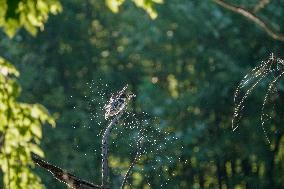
top-left (0, 0), bottom-right (284, 189)
top-left (106, 0), bottom-right (163, 19)
top-left (0, 58), bottom-right (55, 189)
top-left (0, 0), bottom-right (62, 37)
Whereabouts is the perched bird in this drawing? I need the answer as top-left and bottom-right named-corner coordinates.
top-left (104, 85), bottom-right (135, 119)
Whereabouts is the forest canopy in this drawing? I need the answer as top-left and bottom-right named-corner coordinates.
top-left (0, 0), bottom-right (284, 189)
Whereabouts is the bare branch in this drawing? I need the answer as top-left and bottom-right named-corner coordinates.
top-left (102, 85), bottom-right (135, 188)
top-left (254, 0), bottom-right (271, 13)
top-left (120, 137), bottom-right (143, 189)
top-left (32, 84), bottom-right (135, 189)
top-left (101, 112), bottom-right (124, 188)
top-left (213, 0), bottom-right (284, 42)
top-left (32, 154), bottom-right (101, 189)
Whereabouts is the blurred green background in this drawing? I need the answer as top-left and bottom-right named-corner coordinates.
top-left (1, 0), bottom-right (284, 188)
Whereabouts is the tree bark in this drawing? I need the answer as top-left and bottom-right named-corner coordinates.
top-left (32, 154), bottom-right (100, 189)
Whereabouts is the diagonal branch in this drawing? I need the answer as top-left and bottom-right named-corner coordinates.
top-left (101, 112), bottom-right (124, 188)
top-left (120, 137), bottom-right (143, 189)
top-left (213, 0), bottom-right (284, 42)
top-left (32, 154), bottom-right (101, 189)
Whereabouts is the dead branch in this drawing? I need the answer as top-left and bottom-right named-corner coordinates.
top-left (101, 112), bottom-right (124, 188)
top-left (102, 85), bottom-right (135, 188)
top-left (213, 0), bottom-right (284, 42)
top-left (120, 137), bottom-right (143, 189)
top-left (32, 154), bottom-right (101, 189)
top-left (31, 85), bottom-right (135, 189)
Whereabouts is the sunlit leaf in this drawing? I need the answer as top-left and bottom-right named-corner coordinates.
top-left (29, 143), bottom-right (44, 158)
top-left (105, 0), bottom-right (163, 19)
top-left (106, 0), bottom-right (125, 13)
top-left (0, 57), bottom-right (55, 189)
top-left (0, 0), bottom-right (62, 38)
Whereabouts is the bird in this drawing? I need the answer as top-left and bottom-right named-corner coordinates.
top-left (104, 85), bottom-right (135, 119)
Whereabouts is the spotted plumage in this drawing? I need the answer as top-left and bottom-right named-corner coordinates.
top-left (104, 85), bottom-right (135, 119)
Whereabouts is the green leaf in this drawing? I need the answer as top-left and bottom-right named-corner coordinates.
top-left (105, 0), bottom-right (163, 19)
top-left (106, 0), bottom-right (125, 13)
top-left (0, 0), bottom-right (62, 38)
top-left (0, 57), bottom-right (54, 189)
top-left (133, 0), bottom-right (162, 19)
top-left (29, 143), bottom-right (44, 158)
top-left (0, 57), bottom-right (19, 77)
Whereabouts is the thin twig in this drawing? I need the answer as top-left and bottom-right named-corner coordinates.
top-left (213, 0), bottom-right (284, 42)
top-left (101, 112), bottom-right (124, 188)
top-left (120, 137), bottom-right (143, 189)
top-left (32, 154), bottom-right (100, 189)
